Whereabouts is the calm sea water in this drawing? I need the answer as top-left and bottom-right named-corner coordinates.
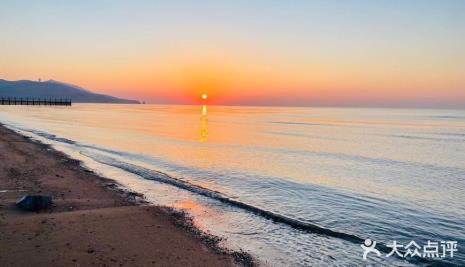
top-left (1, 104), bottom-right (464, 266)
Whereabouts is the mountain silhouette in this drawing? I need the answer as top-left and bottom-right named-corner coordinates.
top-left (0, 79), bottom-right (140, 104)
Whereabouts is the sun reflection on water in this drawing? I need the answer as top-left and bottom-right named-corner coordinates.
top-left (200, 104), bottom-right (208, 142)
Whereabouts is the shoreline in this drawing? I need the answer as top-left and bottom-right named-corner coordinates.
top-left (0, 124), bottom-right (255, 266)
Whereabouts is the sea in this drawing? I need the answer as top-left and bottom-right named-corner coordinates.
top-left (1, 104), bottom-right (464, 266)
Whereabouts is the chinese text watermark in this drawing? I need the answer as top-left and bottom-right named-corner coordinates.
top-left (361, 239), bottom-right (458, 260)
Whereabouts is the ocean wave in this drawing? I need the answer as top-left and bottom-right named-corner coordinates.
top-left (79, 149), bottom-right (363, 241)
top-left (384, 134), bottom-right (465, 143)
top-left (268, 121), bottom-right (329, 126)
top-left (428, 115), bottom-right (465, 120)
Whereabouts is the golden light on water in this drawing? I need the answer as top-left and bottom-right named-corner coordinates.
top-left (200, 105), bottom-right (208, 142)
top-left (200, 93), bottom-right (208, 142)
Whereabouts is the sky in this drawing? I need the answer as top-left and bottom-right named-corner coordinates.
top-left (1, 0), bottom-right (465, 107)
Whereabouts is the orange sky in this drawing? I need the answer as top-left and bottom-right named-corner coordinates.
top-left (1, 1), bottom-right (465, 107)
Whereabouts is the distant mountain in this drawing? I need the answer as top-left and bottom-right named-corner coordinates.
top-left (0, 79), bottom-right (140, 104)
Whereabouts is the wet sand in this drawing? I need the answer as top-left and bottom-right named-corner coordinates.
top-left (0, 124), bottom-right (244, 266)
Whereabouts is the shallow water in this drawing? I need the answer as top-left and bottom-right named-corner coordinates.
top-left (1, 104), bottom-right (464, 266)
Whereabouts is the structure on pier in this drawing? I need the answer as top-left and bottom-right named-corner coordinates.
top-left (0, 97), bottom-right (72, 106)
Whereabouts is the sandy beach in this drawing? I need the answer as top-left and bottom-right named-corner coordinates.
top-left (0, 124), bottom-right (248, 266)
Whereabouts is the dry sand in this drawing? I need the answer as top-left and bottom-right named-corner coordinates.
top-left (0, 124), bottom-right (245, 266)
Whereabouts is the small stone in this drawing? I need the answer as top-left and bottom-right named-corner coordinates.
top-left (16, 195), bottom-right (52, 212)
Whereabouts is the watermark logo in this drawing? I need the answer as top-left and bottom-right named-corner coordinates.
top-left (362, 239), bottom-right (458, 260)
top-left (361, 239), bottom-right (381, 260)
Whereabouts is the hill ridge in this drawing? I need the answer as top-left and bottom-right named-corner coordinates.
top-left (0, 79), bottom-right (140, 104)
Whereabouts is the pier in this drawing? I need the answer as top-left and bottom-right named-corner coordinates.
top-left (0, 97), bottom-right (72, 106)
